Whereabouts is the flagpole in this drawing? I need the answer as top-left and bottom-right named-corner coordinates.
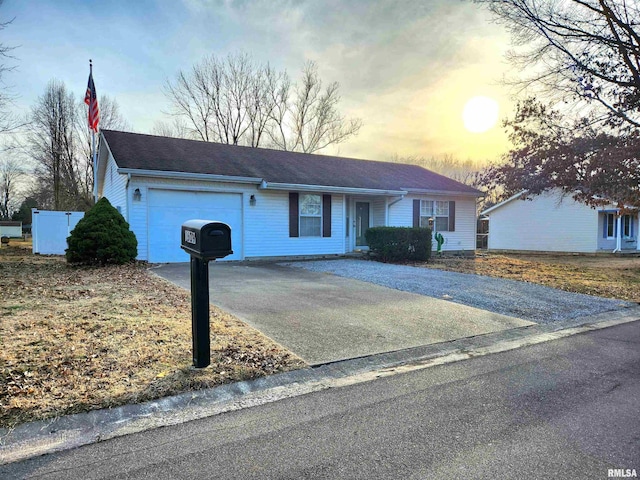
top-left (90, 59), bottom-right (98, 204)
top-left (92, 130), bottom-right (97, 203)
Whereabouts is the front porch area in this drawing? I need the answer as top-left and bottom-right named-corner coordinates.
top-left (344, 195), bottom-right (389, 253)
top-left (597, 211), bottom-right (638, 253)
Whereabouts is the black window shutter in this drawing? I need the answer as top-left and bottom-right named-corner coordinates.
top-left (413, 199), bottom-right (420, 228)
top-left (289, 192), bottom-right (299, 237)
top-left (322, 194), bottom-right (332, 237)
top-left (449, 201), bottom-right (456, 232)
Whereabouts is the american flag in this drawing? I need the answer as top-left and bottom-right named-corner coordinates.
top-left (84, 70), bottom-right (99, 132)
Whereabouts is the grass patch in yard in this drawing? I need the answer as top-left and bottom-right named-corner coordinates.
top-left (0, 245), bottom-right (305, 429)
top-left (422, 253), bottom-right (640, 303)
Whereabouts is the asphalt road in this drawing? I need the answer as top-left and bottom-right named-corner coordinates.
top-left (4, 321), bottom-right (639, 479)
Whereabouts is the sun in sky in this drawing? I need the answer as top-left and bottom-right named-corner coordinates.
top-left (462, 96), bottom-right (500, 133)
top-left (0, 1), bottom-right (513, 163)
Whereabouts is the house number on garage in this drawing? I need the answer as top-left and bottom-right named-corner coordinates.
top-left (184, 230), bottom-right (197, 245)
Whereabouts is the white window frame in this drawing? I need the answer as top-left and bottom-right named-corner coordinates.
top-left (299, 194), bottom-right (322, 237)
top-left (434, 200), bottom-right (450, 232)
top-left (622, 214), bottom-right (632, 239)
top-left (420, 200), bottom-right (450, 232)
top-left (606, 213), bottom-right (616, 239)
top-left (419, 200), bottom-right (433, 228)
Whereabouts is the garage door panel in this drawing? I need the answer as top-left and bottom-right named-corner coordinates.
top-left (148, 207), bottom-right (192, 263)
top-left (148, 190), bottom-right (243, 263)
top-left (196, 191), bottom-right (241, 210)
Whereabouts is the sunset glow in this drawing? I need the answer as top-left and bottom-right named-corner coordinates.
top-left (2, 1), bottom-right (514, 164)
top-left (462, 96), bottom-right (500, 134)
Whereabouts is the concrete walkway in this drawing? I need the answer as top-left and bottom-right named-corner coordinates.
top-left (153, 262), bottom-right (533, 365)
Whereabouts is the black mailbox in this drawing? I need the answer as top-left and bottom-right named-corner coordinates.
top-left (181, 220), bottom-right (232, 260)
top-left (180, 220), bottom-right (232, 368)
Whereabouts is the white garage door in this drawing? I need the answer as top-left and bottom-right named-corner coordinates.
top-left (148, 189), bottom-right (243, 263)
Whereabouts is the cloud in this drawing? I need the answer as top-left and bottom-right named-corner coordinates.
top-left (3, 0), bottom-right (513, 162)
top-left (169, 0), bottom-right (513, 161)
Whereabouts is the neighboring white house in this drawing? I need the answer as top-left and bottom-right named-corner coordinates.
top-left (0, 221), bottom-right (22, 238)
top-left (482, 189), bottom-right (639, 253)
top-left (97, 130), bottom-right (483, 263)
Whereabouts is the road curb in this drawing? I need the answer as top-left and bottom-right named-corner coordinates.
top-left (1, 306), bottom-right (639, 465)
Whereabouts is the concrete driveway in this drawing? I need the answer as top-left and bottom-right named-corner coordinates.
top-left (153, 262), bottom-right (533, 365)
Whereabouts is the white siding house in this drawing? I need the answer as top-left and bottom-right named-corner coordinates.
top-left (0, 221), bottom-right (22, 238)
top-left (98, 130), bottom-right (482, 263)
top-left (483, 190), bottom-right (639, 253)
top-left (101, 153), bottom-right (128, 219)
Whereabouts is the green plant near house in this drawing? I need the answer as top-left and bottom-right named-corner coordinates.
top-left (66, 197), bottom-right (137, 265)
top-left (365, 227), bottom-right (432, 262)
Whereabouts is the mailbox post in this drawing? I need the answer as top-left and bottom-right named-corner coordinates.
top-left (181, 220), bottom-right (233, 368)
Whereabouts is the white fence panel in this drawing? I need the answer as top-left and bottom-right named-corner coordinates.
top-left (32, 209), bottom-right (85, 255)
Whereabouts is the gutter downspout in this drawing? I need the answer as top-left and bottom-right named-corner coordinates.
top-left (388, 195), bottom-right (405, 208)
top-left (387, 195), bottom-right (405, 226)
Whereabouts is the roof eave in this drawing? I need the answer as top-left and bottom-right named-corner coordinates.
top-left (114, 169), bottom-right (475, 198)
top-left (260, 181), bottom-right (407, 196)
top-left (97, 132), bottom-right (113, 197)
top-left (481, 190), bottom-right (528, 215)
top-left (403, 188), bottom-right (484, 198)
top-left (117, 168), bottom-right (264, 185)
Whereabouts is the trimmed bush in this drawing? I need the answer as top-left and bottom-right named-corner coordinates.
top-left (365, 227), bottom-right (432, 262)
top-left (66, 197), bottom-right (138, 265)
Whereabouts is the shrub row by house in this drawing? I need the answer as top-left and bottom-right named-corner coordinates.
top-left (365, 227), bottom-right (432, 262)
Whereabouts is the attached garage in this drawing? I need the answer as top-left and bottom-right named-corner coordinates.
top-left (147, 189), bottom-right (243, 263)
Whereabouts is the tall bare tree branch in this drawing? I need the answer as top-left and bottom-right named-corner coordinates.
top-left (478, 0), bottom-right (640, 129)
top-left (27, 81), bottom-right (127, 210)
top-left (0, 153), bottom-right (25, 219)
top-left (0, 1), bottom-right (25, 134)
top-left (163, 53), bottom-right (361, 153)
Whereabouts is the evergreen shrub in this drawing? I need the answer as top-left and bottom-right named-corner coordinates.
top-left (365, 227), bottom-right (432, 262)
top-left (66, 197), bottom-right (137, 265)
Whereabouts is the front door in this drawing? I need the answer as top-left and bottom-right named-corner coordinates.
top-left (355, 202), bottom-right (370, 247)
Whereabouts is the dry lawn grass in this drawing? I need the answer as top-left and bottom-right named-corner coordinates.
top-left (0, 240), bottom-right (305, 429)
top-left (424, 253), bottom-right (640, 303)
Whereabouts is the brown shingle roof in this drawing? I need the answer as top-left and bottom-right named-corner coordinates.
top-left (101, 130), bottom-right (482, 196)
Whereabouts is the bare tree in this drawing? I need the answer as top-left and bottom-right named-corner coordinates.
top-left (27, 80), bottom-right (128, 211)
top-left (0, 2), bottom-right (24, 134)
top-left (29, 80), bottom-right (85, 210)
top-left (165, 53), bottom-right (254, 143)
top-left (269, 61), bottom-right (362, 153)
top-left (390, 153), bottom-right (482, 186)
top-left (151, 117), bottom-right (194, 139)
top-left (245, 64), bottom-right (286, 147)
top-left (477, 0), bottom-right (640, 130)
top-left (164, 53), bottom-right (361, 153)
top-left (0, 152), bottom-right (25, 219)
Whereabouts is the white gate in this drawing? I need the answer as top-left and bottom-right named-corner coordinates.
top-left (32, 209), bottom-right (85, 255)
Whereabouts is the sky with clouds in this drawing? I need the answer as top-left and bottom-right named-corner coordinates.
top-left (2, 0), bottom-right (516, 163)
